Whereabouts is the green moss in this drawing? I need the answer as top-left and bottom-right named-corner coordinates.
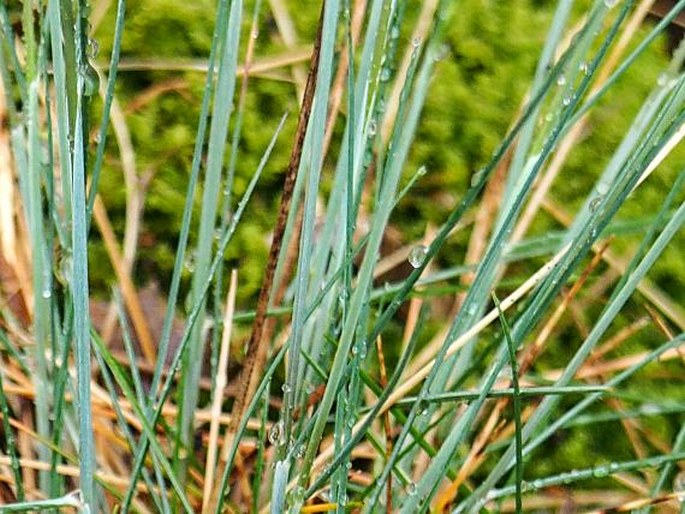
top-left (119, 1), bottom-right (216, 58)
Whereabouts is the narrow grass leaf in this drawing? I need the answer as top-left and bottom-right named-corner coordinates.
top-left (0, 361), bottom-right (23, 501)
top-left (493, 293), bottom-right (522, 514)
top-left (71, 78), bottom-right (95, 508)
top-left (0, 491), bottom-right (84, 513)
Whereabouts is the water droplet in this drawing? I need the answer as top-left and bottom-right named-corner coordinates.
top-left (80, 3), bottom-right (91, 20)
top-left (417, 165), bottom-right (427, 177)
top-left (79, 63), bottom-right (99, 97)
top-left (268, 420), bottom-right (285, 446)
top-left (470, 168), bottom-right (485, 187)
top-left (379, 67), bottom-right (392, 82)
top-left (556, 75), bottom-right (567, 86)
top-left (579, 61), bottom-right (589, 74)
top-left (251, 28), bottom-right (260, 39)
top-left (434, 44), bottom-right (449, 62)
top-left (87, 38), bottom-right (99, 59)
top-left (294, 444), bottom-right (305, 459)
top-left (604, 0), bottom-right (618, 8)
top-left (673, 470), bottom-right (685, 500)
top-left (338, 288), bottom-right (349, 302)
top-left (281, 383), bottom-right (292, 394)
top-left (531, 479), bottom-right (544, 489)
top-left (42, 287), bottom-right (52, 299)
top-left (412, 36), bottom-right (422, 48)
top-left (288, 485), bottom-right (306, 507)
top-left (562, 96), bottom-right (572, 106)
top-left (593, 466), bottom-right (609, 478)
top-left (185, 252), bottom-right (196, 273)
top-left (657, 72), bottom-right (669, 87)
top-left (544, 112), bottom-right (554, 122)
top-left (589, 196), bottom-right (603, 213)
top-left (407, 482), bottom-right (417, 496)
top-left (595, 182), bottom-right (609, 195)
top-left (357, 340), bottom-right (367, 359)
top-left (408, 245), bottom-right (428, 268)
top-left (367, 119), bottom-right (377, 137)
top-left (640, 403), bottom-right (660, 415)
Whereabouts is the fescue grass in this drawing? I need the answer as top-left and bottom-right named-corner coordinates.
top-left (0, 0), bottom-right (685, 512)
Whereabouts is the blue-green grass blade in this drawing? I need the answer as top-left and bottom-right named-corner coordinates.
top-left (49, 302), bottom-right (73, 498)
top-left (0, 358), bottom-right (23, 500)
top-left (0, 491), bottom-right (84, 513)
top-left (251, 382), bottom-right (271, 514)
top-left (86, 0), bottom-right (127, 223)
top-left (25, 78), bottom-right (53, 494)
top-left (71, 78), bottom-right (95, 509)
top-left (384, 385), bottom-right (611, 410)
top-left (493, 293), bottom-right (522, 514)
top-left (46, 0), bottom-right (73, 233)
top-left (477, 451), bottom-right (685, 509)
top-left (0, 329), bottom-right (29, 375)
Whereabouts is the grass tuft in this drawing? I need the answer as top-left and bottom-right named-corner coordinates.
top-left (0, 0), bottom-right (684, 512)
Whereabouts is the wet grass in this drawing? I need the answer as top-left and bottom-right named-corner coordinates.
top-left (0, 0), bottom-right (685, 512)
